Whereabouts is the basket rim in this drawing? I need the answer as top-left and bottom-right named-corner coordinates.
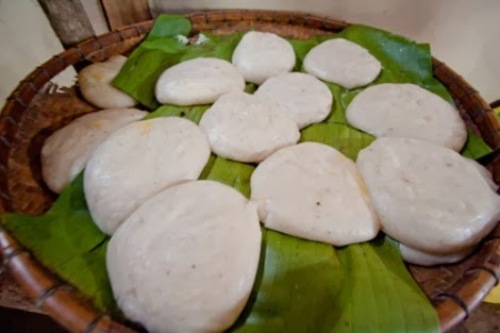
top-left (0, 9), bottom-right (499, 333)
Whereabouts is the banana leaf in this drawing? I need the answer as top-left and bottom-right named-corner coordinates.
top-left (1, 174), bottom-right (118, 315)
top-left (145, 104), bottom-right (210, 123)
top-left (332, 237), bottom-right (438, 333)
top-left (301, 123), bottom-right (376, 161)
top-left (231, 229), bottom-right (345, 333)
top-left (462, 129), bottom-right (493, 160)
top-left (231, 234), bottom-right (438, 333)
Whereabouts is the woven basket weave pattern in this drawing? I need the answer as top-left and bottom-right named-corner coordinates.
top-left (0, 10), bottom-right (499, 333)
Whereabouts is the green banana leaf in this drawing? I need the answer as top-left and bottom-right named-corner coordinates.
top-left (301, 123), bottom-right (376, 161)
top-left (1, 174), bottom-right (118, 315)
top-left (147, 14), bottom-right (192, 40)
top-left (292, 25), bottom-right (451, 101)
top-left (332, 238), bottom-right (438, 333)
top-left (494, 105), bottom-right (500, 118)
top-left (145, 104), bottom-right (210, 123)
top-left (204, 157), bottom-right (255, 199)
top-left (338, 25), bottom-right (453, 102)
top-left (231, 234), bottom-right (438, 333)
top-left (180, 32), bottom-right (244, 62)
top-left (462, 129), bottom-right (493, 160)
top-left (231, 229), bottom-right (345, 333)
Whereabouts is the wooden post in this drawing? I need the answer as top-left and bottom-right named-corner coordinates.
top-left (101, 0), bottom-right (152, 30)
top-left (38, 0), bottom-right (95, 48)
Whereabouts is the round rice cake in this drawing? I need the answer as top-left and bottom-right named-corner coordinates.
top-left (107, 180), bottom-right (261, 333)
top-left (255, 72), bottom-right (333, 129)
top-left (155, 57), bottom-right (245, 105)
top-left (41, 108), bottom-right (147, 193)
top-left (232, 31), bottom-right (296, 84)
top-left (399, 243), bottom-right (473, 266)
top-left (468, 159), bottom-right (498, 192)
top-left (78, 55), bottom-right (137, 109)
top-left (251, 142), bottom-right (380, 246)
top-left (357, 137), bottom-right (500, 254)
top-left (84, 117), bottom-right (210, 234)
top-left (199, 91), bottom-right (300, 163)
top-left (346, 83), bottom-right (467, 151)
top-left (303, 38), bottom-right (381, 89)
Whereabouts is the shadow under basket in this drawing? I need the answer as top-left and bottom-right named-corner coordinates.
top-left (0, 10), bottom-right (499, 333)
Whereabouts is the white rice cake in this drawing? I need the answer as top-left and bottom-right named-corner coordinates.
top-left (84, 117), bottom-right (210, 234)
top-left (346, 83), bottom-right (467, 151)
top-left (251, 142), bottom-right (380, 246)
top-left (79, 55), bottom-right (137, 109)
top-left (41, 108), bottom-right (147, 193)
top-left (199, 91), bottom-right (300, 163)
top-left (232, 31), bottom-right (296, 84)
top-left (357, 137), bottom-right (500, 254)
top-left (303, 38), bottom-right (381, 89)
top-left (399, 243), bottom-right (473, 266)
top-left (468, 159), bottom-right (499, 191)
top-left (107, 180), bottom-right (261, 333)
top-left (155, 57), bottom-right (245, 105)
top-left (255, 72), bottom-right (333, 129)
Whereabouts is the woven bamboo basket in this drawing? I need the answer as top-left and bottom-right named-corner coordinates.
top-left (0, 10), bottom-right (499, 333)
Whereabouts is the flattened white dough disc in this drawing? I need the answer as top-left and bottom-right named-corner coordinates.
top-left (346, 83), bottom-right (467, 151)
top-left (199, 92), bottom-right (300, 163)
top-left (357, 137), bottom-right (500, 254)
top-left (155, 57), bottom-right (245, 105)
top-left (41, 108), bottom-right (147, 193)
top-left (107, 180), bottom-right (261, 333)
top-left (79, 55), bottom-right (137, 109)
top-left (303, 38), bottom-right (381, 89)
top-left (399, 243), bottom-right (473, 266)
top-left (251, 142), bottom-right (380, 246)
top-left (232, 31), bottom-right (296, 84)
top-left (468, 159), bottom-right (499, 191)
top-left (255, 72), bottom-right (333, 128)
top-left (84, 117), bottom-right (210, 234)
